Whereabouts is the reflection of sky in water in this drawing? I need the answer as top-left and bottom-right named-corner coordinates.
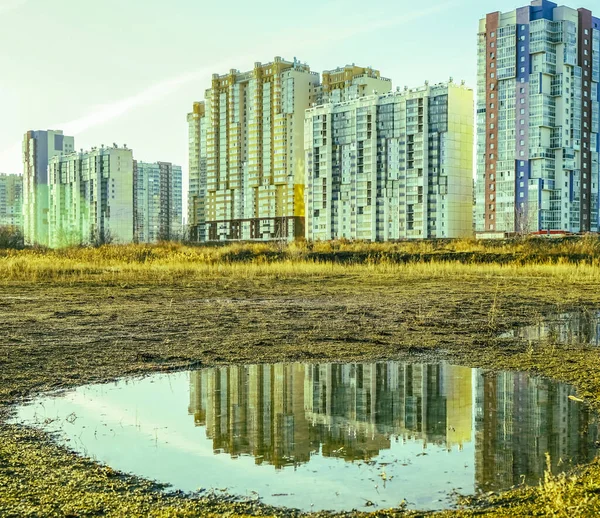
top-left (13, 362), bottom-right (600, 512)
top-left (502, 310), bottom-right (600, 346)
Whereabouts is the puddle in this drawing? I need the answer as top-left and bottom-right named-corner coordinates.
top-left (13, 361), bottom-right (600, 512)
top-left (502, 309), bottom-right (600, 346)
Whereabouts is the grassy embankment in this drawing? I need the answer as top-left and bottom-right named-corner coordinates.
top-left (1, 238), bottom-right (600, 517)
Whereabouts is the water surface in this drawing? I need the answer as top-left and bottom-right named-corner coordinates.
top-left (503, 309), bottom-right (600, 346)
top-left (14, 361), bottom-right (599, 512)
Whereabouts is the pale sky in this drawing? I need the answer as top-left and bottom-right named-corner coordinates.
top-left (1, 0), bottom-right (598, 183)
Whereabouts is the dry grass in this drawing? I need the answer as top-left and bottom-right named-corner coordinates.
top-left (2, 239), bottom-right (600, 516)
top-left (1, 238), bottom-right (600, 284)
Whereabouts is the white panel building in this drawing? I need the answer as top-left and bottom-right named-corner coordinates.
top-left (22, 130), bottom-right (75, 245)
top-left (48, 146), bottom-right (134, 247)
top-left (134, 161), bottom-right (183, 242)
top-left (305, 81), bottom-right (474, 241)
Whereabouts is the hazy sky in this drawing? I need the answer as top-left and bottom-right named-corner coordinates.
top-left (1, 0), bottom-right (598, 181)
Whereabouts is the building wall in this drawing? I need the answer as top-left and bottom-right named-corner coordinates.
top-left (48, 146), bottom-right (133, 247)
top-left (0, 173), bottom-right (23, 229)
top-left (198, 57), bottom-right (321, 242)
top-left (322, 64), bottom-right (393, 103)
top-left (134, 161), bottom-right (183, 242)
top-left (187, 102), bottom-right (206, 241)
top-left (22, 130), bottom-right (75, 246)
top-left (476, 1), bottom-right (600, 234)
top-left (305, 82), bottom-right (474, 241)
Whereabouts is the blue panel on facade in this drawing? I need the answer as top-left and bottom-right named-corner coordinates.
top-left (530, 0), bottom-right (557, 21)
top-left (34, 131), bottom-right (49, 184)
top-left (570, 171), bottom-right (574, 203)
top-left (516, 7), bottom-right (531, 232)
top-left (54, 134), bottom-right (64, 151)
top-left (538, 178), bottom-right (543, 230)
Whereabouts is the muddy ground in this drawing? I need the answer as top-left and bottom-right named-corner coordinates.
top-left (1, 269), bottom-right (600, 516)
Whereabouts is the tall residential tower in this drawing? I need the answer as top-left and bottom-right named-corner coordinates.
top-left (305, 81), bottom-right (474, 240)
top-left (476, 0), bottom-right (600, 234)
top-left (47, 145), bottom-right (134, 247)
top-left (22, 130), bottom-right (75, 245)
top-left (0, 173), bottom-right (23, 229)
top-left (187, 102), bottom-right (207, 241)
top-left (189, 56), bottom-right (321, 241)
top-left (134, 161), bottom-right (183, 242)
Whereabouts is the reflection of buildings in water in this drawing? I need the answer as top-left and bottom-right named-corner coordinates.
top-left (188, 362), bottom-right (473, 468)
top-left (304, 363), bottom-right (473, 460)
top-left (474, 371), bottom-right (599, 492)
top-left (188, 364), bottom-right (312, 468)
top-left (515, 311), bottom-right (600, 346)
top-left (188, 362), bottom-right (599, 487)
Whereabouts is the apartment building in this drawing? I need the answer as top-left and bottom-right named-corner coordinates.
top-left (187, 61), bottom-right (395, 242)
top-left (305, 81), bottom-right (474, 240)
top-left (187, 102), bottom-right (207, 241)
top-left (320, 64), bottom-right (392, 103)
top-left (22, 130), bottom-right (75, 245)
top-left (187, 56), bottom-right (324, 242)
top-left (47, 145), bottom-right (134, 247)
top-left (0, 173), bottom-right (23, 229)
top-left (134, 161), bottom-right (183, 242)
top-left (476, 0), bottom-right (600, 234)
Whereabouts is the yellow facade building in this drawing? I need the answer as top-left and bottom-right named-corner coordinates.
top-left (188, 57), bottom-right (321, 241)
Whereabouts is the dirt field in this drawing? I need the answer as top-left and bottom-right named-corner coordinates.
top-left (1, 244), bottom-right (600, 516)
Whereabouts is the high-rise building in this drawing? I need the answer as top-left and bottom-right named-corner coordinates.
top-left (134, 161), bottom-right (183, 242)
top-left (22, 130), bottom-right (75, 245)
top-left (0, 173), bottom-right (23, 229)
top-left (320, 64), bottom-right (392, 103)
top-left (305, 81), bottom-right (474, 240)
top-left (47, 145), bottom-right (134, 247)
top-left (476, 1), bottom-right (600, 234)
top-left (189, 56), bottom-right (322, 242)
top-left (187, 102), bottom-right (207, 241)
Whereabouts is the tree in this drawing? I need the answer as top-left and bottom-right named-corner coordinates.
top-left (0, 226), bottom-right (24, 249)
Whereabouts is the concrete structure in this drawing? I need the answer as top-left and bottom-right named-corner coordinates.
top-left (47, 145), bottom-right (134, 247)
top-left (320, 64), bottom-right (392, 103)
top-left (305, 81), bottom-right (474, 240)
top-left (203, 56), bottom-right (320, 241)
top-left (134, 161), bottom-right (183, 242)
top-left (187, 102), bottom-right (207, 241)
top-left (476, 1), bottom-right (600, 234)
top-left (188, 57), bottom-right (321, 242)
top-left (187, 59), bottom-right (396, 242)
top-left (22, 130), bottom-right (75, 245)
top-left (0, 173), bottom-right (23, 229)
